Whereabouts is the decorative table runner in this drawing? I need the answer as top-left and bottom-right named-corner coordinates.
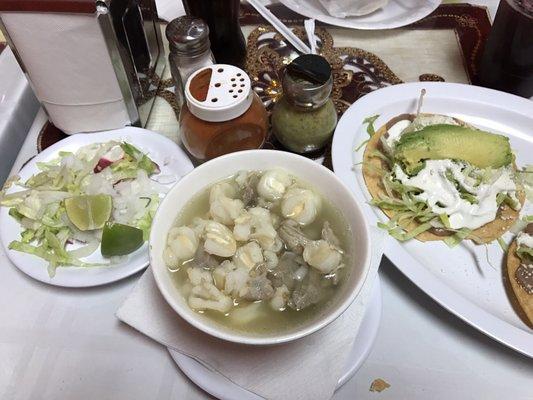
top-left (36, 3), bottom-right (491, 168)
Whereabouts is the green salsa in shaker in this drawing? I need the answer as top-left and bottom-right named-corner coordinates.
top-left (271, 54), bottom-right (337, 153)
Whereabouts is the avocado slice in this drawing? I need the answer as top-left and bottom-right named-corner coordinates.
top-left (394, 124), bottom-right (512, 174)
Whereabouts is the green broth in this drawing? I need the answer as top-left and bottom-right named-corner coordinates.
top-left (168, 172), bottom-right (353, 335)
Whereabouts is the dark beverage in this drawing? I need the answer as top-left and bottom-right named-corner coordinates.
top-left (478, 0), bottom-right (533, 98)
top-left (182, 0), bottom-right (247, 69)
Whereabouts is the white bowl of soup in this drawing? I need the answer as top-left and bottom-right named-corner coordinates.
top-left (150, 150), bottom-right (371, 345)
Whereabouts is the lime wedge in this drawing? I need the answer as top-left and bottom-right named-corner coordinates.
top-left (101, 222), bottom-right (144, 257)
top-left (65, 194), bottom-right (112, 231)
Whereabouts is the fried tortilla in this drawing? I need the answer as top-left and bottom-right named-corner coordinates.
top-left (362, 113), bottom-right (525, 244)
top-left (506, 240), bottom-right (533, 326)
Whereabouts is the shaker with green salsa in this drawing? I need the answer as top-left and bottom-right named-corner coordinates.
top-left (271, 55), bottom-right (337, 154)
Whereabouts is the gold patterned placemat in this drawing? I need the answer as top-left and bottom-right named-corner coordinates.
top-left (240, 3), bottom-right (490, 165)
top-left (38, 3), bottom-right (491, 169)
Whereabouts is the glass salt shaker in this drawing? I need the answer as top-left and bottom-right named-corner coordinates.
top-left (165, 16), bottom-right (215, 107)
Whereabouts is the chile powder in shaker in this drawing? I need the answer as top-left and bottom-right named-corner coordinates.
top-left (180, 65), bottom-right (268, 162)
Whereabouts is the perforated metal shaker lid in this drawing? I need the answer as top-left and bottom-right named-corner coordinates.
top-left (165, 16), bottom-right (210, 55)
top-left (184, 64), bottom-right (253, 122)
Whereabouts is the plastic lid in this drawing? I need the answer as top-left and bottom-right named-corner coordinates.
top-left (283, 54), bottom-right (333, 109)
top-left (184, 64), bottom-right (253, 122)
top-left (286, 54), bottom-right (331, 84)
top-left (165, 16), bottom-right (210, 55)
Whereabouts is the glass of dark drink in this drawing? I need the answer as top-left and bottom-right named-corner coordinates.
top-left (181, 0), bottom-right (247, 69)
top-left (478, 0), bottom-right (533, 99)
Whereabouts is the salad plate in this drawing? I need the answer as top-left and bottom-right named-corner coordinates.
top-left (168, 276), bottom-right (382, 400)
top-left (278, 0), bottom-right (440, 30)
top-left (0, 127), bottom-right (193, 288)
top-left (331, 82), bottom-right (533, 357)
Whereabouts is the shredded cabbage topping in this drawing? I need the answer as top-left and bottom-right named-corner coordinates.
top-left (363, 114), bottom-right (379, 137)
top-left (517, 165), bottom-right (533, 203)
top-left (517, 246), bottom-right (533, 264)
top-left (516, 216), bottom-right (533, 264)
top-left (361, 117), bottom-right (520, 247)
top-left (366, 146), bottom-right (474, 246)
top-left (355, 114), bottom-right (380, 152)
top-left (0, 141), bottom-right (166, 277)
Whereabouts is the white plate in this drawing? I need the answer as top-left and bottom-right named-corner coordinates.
top-left (331, 82), bottom-right (533, 358)
top-left (278, 0), bottom-right (440, 30)
top-left (0, 127), bottom-right (193, 288)
top-left (168, 276), bottom-right (382, 400)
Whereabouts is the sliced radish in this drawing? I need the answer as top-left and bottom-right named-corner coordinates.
top-left (94, 145), bottom-right (125, 173)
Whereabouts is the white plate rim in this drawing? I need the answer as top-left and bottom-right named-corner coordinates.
top-left (278, 0), bottom-right (440, 30)
top-left (0, 127), bottom-right (193, 288)
top-left (168, 276), bottom-right (382, 400)
top-left (331, 82), bottom-right (533, 358)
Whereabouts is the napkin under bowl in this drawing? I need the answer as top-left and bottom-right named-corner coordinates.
top-left (116, 224), bottom-right (384, 400)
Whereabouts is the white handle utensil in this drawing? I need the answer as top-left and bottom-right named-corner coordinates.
top-left (304, 18), bottom-right (317, 54)
top-left (246, 0), bottom-right (311, 54)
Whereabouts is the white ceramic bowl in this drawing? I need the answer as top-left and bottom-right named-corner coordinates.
top-left (150, 150), bottom-right (371, 345)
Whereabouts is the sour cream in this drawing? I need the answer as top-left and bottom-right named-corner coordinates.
top-left (517, 232), bottom-right (533, 248)
top-left (382, 120), bottom-right (411, 150)
top-left (403, 114), bottom-right (460, 134)
top-left (381, 115), bottom-right (460, 153)
top-left (393, 160), bottom-right (517, 230)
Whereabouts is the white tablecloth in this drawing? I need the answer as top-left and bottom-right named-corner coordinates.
top-left (3, 2), bottom-right (533, 400)
top-left (1, 108), bottom-right (531, 400)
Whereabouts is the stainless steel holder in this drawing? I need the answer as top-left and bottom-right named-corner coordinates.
top-left (0, 0), bottom-right (165, 129)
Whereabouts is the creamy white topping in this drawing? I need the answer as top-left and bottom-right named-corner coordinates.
top-left (381, 115), bottom-right (460, 154)
top-left (382, 120), bottom-right (411, 151)
top-left (517, 232), bottom-right (533, 248)
top-left (393, 160), bottom-right (517, 230)
top-left (403, 114), bottom-right (460, 134)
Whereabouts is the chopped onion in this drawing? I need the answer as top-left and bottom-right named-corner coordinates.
top-left (151, 174), bottom-right (176, 185)
top-left (68, 240), bottom-right (100, 258)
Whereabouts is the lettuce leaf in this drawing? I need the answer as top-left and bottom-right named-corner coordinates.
top-left (362, 115), bottom-right (380, 137)
top-left (355, 115), bottom-right (380, 152)
top-left (135, 194), bottom-right (160, 240)
top-left (120, 143), bottom-right (159, 175)
top-left (517, 245), bottom-right (533, 264)
top-left (9, 238), bottom-right (105, 278)
top-left (443, 228), bottom-right (471, 248)
top-left (517, 165), bottom-right (533, 202)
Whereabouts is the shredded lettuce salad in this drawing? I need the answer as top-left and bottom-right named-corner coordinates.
top-left (361, 115), bottom-right (522, 247)
top-left (0, 141), bottom-right (167, 277)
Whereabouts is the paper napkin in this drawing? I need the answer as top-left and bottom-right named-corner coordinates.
top-left (116, 226), bottom-right (384, 400)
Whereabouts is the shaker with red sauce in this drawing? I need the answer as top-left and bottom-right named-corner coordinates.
top-left (180, 65), bottom-right (268, 162)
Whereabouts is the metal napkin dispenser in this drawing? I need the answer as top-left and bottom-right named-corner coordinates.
top-left (0, 0), bottom-right (165, 134)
